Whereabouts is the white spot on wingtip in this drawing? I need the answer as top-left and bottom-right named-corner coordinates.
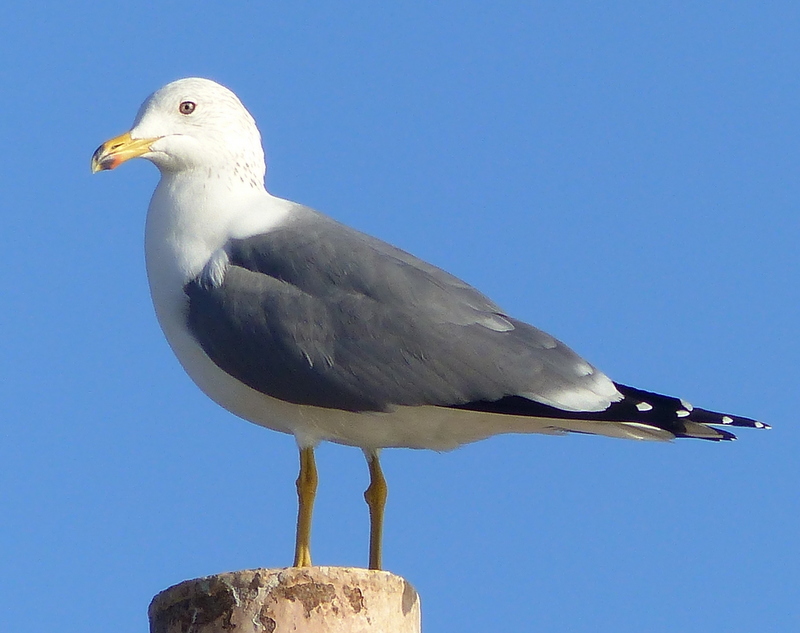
top-left (722, 416), bottom-right (734, 424)
top-left (754, 421), bottom-right (766, 429)
top-left (636, 401), bottom-right (653, 412)
top-left (680, 399), bottom-right (694, 411)
top-left (676, 409), bottom-right (690, 418)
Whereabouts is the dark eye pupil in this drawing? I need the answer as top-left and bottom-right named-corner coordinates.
top-left (180, 101), bottom-right (196, 114)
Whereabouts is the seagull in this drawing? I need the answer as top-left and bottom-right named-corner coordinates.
top-left (92, 77), bottom-right (767, 571)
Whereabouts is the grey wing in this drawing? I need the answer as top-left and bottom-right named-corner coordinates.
top-left (184, 206), bottom-right (620, 413)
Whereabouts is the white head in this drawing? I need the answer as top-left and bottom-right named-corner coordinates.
top-left (92, 78), bottom-right (266, 188)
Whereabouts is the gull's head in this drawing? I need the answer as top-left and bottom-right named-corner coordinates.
top-left (92, 78), bottom-right (266, 186)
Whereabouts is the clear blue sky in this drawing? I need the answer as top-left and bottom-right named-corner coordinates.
top-left (1, 3), bottom-right (797, 631)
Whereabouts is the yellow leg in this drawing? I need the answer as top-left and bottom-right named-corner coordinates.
top-left (364, 450), bottom-right (388, 570)
top-left (293, 446), bottom-right (317, 567)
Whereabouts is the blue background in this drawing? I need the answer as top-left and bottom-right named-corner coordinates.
top-left (1, 3), bottom-right (796, 631)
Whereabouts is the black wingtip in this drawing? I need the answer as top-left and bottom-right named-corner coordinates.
top-left (449, 383), bottom-right (767, 442)
top-left (613, 383), bottom-right (768, 441)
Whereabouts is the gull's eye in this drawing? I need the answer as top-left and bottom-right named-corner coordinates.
top-left (179, 101), bottom-right (196, 115)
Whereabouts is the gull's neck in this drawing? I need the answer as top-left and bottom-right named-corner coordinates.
top-left (145, 169), bottom-right (291, 286)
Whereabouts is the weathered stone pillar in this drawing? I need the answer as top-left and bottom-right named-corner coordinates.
top-left (149, 567), bottom-right (421, 632)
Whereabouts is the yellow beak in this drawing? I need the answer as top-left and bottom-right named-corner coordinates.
top-left (91, 131), bottom-right (159, 173)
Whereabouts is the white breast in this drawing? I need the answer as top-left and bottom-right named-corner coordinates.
top-left (143, 174), bottom-right (310, 439)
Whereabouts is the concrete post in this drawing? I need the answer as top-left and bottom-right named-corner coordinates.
top-left (149, 567), bottom-right (421, 633)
